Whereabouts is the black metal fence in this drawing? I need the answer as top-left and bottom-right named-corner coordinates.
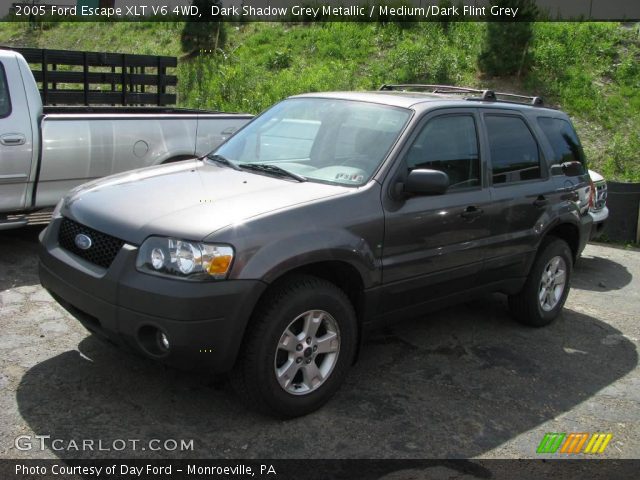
top-left (3, 46), bottom-right (177, 106)
top-left (603, 182), bottom-right (640, 244)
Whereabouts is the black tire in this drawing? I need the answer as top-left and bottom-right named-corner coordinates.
top-left (508, 237), bottom-right (573, 327)
top-left (231, 274), bottom-right (357, 418)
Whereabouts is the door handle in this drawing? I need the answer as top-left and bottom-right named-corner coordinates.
top-left (533, 196), bottom-right (549, 208)
top-left (1, 134), bottom-right (26, 146)
top-left (460, 206), bottom-right (484, 219)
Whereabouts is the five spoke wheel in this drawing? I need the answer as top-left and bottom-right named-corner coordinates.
top-left (509, 237), bottom-right (573, 327)
top-left (538, 256), bottom-right (567, 312)
top-left (274, 310), bottom-right (340, 395)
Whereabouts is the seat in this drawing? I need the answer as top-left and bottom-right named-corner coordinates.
top-left (351, 128), bottom-right (396, 169)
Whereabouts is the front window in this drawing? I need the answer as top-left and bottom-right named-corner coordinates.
top-left (405, 114), bottom-right (480, 190)
top-left (212, 98), bottom-right (411, 186)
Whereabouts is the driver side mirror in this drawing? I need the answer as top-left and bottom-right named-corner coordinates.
top-left (402, 169), bottom-right (449, 196)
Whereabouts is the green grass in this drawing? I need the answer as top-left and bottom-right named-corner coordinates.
top-left (525, 22), bottom-right (640, 182)
top-left (0, 20), bottom-right (183, 55)
top-left (1, 20), bottom-right (638, 181)
top-left (176, 22), bottom-right (487, 112)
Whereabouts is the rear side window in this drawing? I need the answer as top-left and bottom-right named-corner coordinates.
top-left (485, 115), bottom-right (541, 184)
top-left (537, 117), bottom-right (587, 174)
top-left (0, 63), bottom-right (10, 118)
top-left (405, 115), bottom-right (480, 190)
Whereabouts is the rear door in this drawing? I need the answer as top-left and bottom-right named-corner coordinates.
top-left (380, 109), bottom-right (492, 314)
top-left (479, 110), bottom-right (556, 283)
top-left (0, 56), bottom-right (34, 211)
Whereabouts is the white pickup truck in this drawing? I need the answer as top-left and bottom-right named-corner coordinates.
top-left (588, 169), bottom-right (609, 239)
top-left (0, 48), bottom-right (252, 229)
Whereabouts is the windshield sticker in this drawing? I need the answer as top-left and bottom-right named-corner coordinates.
top-left (335, 172), bottom-right (364, 183)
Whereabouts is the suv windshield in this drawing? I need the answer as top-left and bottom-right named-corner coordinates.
top-left (210, 98), bottom-right (411, 186)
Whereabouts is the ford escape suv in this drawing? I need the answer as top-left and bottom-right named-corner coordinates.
top-left (39, 85), bottom-right (593, 417)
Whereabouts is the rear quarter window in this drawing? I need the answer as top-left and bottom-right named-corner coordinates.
top-left (537, 116), bottom-right (587, 174)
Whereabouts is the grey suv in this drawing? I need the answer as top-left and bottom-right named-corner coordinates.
top-left (39, 86), bottom-right (593, 417)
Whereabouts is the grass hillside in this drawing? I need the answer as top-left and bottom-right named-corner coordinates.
top-left (1, 21), bottom-right (638, 182)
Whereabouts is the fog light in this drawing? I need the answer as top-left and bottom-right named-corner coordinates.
top-left (158, 331), bottom-right (170, 351)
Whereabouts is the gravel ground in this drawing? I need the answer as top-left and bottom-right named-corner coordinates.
top-left (0, 226), bottom-right (638, 460)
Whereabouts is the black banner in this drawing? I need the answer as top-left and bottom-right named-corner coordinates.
top-left (1, 0), bottom-right (639, 22)
top-left (2, 459), bottom-right (640, 480)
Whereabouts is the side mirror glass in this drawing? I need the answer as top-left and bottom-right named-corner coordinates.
top-left (561, 161), bottom-right (586, 177)
top-left (403, 169), bottom-right (449, 195)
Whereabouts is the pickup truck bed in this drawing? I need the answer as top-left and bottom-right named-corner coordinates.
top-left (35, 109), bottom-right (251, 209)
top-left (0, 48), bottom-right (252, 228)
top-left (42, 106), bottom-right (225, 114)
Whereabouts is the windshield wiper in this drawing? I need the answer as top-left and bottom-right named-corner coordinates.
top-left (238, 163), bottom-right (306, 182)
top-left (206, 154), bottom-right (242, 171)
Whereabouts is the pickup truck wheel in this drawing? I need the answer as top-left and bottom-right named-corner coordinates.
top-left (232, 275), bottom-right (357, 418)
top-left (508, 237), bottom-right (572, 327)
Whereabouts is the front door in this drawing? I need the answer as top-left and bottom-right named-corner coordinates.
top-left (0, 58), bottom-right (34, 211)
top-left (380, 109), bottom-right (492, 315)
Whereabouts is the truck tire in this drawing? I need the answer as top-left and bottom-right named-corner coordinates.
top-left (231, 274), bottom-right (357, 418)
top-left (508, 236), bottom-right (573, 327)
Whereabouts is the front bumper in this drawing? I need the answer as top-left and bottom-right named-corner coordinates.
top-left (38, 218), bottom-right (266, 372)
top-left (589, 206), bottom-right (609, 240)
top-left (576, 212), bottom-right (593, 258)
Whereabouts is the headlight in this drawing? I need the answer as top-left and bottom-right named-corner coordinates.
top-left (136, 237), bottom-right (234, 280)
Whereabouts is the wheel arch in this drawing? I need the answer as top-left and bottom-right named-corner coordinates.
top-left (240, 259), bottom-right (369, 366)
top-left (520, 220), bottom-right (581, 282)
top-left (267, 260), bottom-right (366, 319)
top-left (542, 221), bottom-right (580, 263)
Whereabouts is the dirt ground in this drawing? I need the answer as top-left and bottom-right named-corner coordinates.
top-left (0, 226), bottom-right (638, 460)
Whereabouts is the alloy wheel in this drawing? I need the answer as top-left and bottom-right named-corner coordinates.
top-left (274, 309), bottom-right (341, 395)
top-left (538, 255), bottom-right (567, 312)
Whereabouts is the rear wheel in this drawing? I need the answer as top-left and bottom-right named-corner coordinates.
top-left (509, 237), bottom-right (572, 327)
top-left (232, 275), bottom-right (357, 418)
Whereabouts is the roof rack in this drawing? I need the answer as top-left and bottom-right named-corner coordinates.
top-left (379, 84), bottom-right (544, 106)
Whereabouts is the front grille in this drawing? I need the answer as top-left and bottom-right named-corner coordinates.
top-left (594, 182), bottom-right (607, 211)
top-left (58, 217), bottom-right (125, 268)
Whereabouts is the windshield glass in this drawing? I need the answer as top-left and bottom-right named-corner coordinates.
top-left (211, 98), bottom-right (411, 186)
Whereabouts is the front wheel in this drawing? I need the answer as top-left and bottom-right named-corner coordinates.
top-left (231, 275), bottom-right (357, 418)
top-left (509, 237), bottom-right (573, 327)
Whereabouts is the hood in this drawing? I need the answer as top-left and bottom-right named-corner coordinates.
top-left (62, 159), bottom-right (351, 244)
top-left (589, 169), bottom-right (605, 183)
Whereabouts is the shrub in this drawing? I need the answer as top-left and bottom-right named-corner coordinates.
top-left (180, 0), bottom-right (226, 56)
top-left (478, 0), bottom-right (538, 76)
top-left (266, 50), bottom-right (292, 70)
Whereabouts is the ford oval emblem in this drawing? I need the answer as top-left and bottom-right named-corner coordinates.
top-left (74, 233), bottom-right (92, 250)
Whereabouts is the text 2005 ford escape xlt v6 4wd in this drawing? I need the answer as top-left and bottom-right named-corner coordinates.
top-left (39, 86), bottom-right (593, 417)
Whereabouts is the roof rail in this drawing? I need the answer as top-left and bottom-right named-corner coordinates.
top-left (379, 84), bottom-right (543, 106)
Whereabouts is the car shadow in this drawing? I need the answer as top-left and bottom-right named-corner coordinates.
top-left (573, 253), bottom-right (633, 292)
top-left (0, 225), bottom-right (46, 290)
top-left (14, 296), bottom-right (637, 459)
